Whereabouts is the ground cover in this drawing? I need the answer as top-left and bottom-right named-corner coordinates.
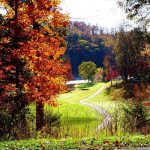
top-left (0, 135), bottom-right (149, 149)
top-left (28, 83), bottom-right (106, 138)
top-left (49, 83), bottom-right (107, 138)
top-left (1, 82), bottom-right (150, 149)
top-left (87, 83), bottom-right (150, 135)
top-left (87, 83), bottom-right (125, 113)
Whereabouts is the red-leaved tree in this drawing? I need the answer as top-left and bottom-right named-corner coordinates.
top-left (0, 0), bottom-right (71, 135)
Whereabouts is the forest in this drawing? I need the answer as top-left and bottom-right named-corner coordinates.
top-left (66, 21), bottom-right (114, 76)
top-left (0, 0), bottom-right (150, 149)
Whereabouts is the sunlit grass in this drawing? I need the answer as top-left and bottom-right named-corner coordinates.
top-left (57, 83), bottom-right (106, 104)
top-left (1, 81), bottom-right (149, 148)
top-left (45, 83), bottom-right (107, 138)
top-left (28, 83), bottom-right (107, 138)
top-left (28, 81), bottom-right (141, 138)
top-left (1, 134), bottom-right (149, 149)
top-left (33, 81), bottom-right (125, 138)
top-left (87, 85), bottom-right (125, 113)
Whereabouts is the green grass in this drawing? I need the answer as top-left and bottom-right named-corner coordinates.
top-left (27, 83), bottom-right (107, 138)
top-left (47, 83), bottom-right (107, 138)
top-left (56, 82), bottom-right (106, 104)
top-left (26, 81), bottom-right (149, 139)
top-left (27, 82), bottom-right (130, 138)
top-left (87, 84), bottom-right (125, 113)
top-left (1, 81), bottom-right (150, 148)
top-left (0, 135), bottom-right (149, 149)
top-left (86, 83), bottom-right (130, 133)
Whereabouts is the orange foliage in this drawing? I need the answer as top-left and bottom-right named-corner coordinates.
top-left (133, 84), bottom-right (150, 107)
top-left (133, 84), bottom-right (149, 100)
top-left (0, 0), bottom-right (71, 106)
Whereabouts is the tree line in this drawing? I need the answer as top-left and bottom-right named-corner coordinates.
top-left (66, 21), bottom-right (150, 83)
top-left (65, 21), bottom-right (114, 76)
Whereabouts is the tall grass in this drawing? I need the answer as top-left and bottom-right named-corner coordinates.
top-left (26, 103), bottom-right (103, 138)
top-left (7, 82), bottom-right (149, 139)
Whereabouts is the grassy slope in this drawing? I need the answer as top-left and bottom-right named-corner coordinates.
top-left (57, 82), bottom-right (106, 104)
top-left (87, 83), bottom-right (125, 113)
top-left (27, 83), bottom-right (107, 138)
top-left (1, 82), bottom-right (150, 149)
top-left (48, 83), bottom-right (107, 138)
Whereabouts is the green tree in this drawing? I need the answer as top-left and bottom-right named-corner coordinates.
top-left (78, 61), bottom-right (96, 82)
top-left (113, 28), bottom-right (146, 83)
top-left (66, 21), bottom-right (113, 75)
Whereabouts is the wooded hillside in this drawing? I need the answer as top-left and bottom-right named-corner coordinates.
top-left (65, 21), bottom-right (114, 76)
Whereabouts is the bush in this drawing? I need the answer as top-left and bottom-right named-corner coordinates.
top-left (122, 102), bottom-right (150, 132)
top-left (94, 68), bottom-right (104, 83)
top-left (0, 110), bottom-right (11, 140)
top-left (0, 108), bottom-right (29, 140)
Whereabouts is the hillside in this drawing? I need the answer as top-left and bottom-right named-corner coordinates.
top-left (66, 21), bottom-right (114, 75)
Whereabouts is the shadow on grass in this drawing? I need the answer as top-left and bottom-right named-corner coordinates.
top-left (76, 83), bottom-right (95, 90)
top-left (80, 88), bottom-right (89, 90)
top-left (62, 117), bottom-right (97, 125)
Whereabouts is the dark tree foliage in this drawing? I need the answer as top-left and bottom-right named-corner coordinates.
top-left (66, 21), bottom-right (114, 76)
top-left (0, 10), bottom-right (29, 139)
top-left (114, 28), bottom-right (149, 83)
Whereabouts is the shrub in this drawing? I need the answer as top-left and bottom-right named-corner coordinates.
top-left (94, 68), bottom-right (104, 83)
top-left (122, 102), bottom-right (149, 132)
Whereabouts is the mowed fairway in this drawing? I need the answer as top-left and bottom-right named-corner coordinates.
top-left (51, 83), bottom-right (107, 138)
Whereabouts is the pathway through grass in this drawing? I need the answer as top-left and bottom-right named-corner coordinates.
top-left (52, 83), bottom-right (107, 138)
top-left (46, 82), bottom-right (126, 137)
top-left (80, 86), bottom-right (111, 130)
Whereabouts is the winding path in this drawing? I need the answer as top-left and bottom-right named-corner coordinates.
top-left (80, 86), bottom-right (112, 130)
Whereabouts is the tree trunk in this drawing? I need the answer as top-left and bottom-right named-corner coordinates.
top-left (36, 102), bottom-right (45, 131)
top-left (124, 74), bottom-right (128, 84)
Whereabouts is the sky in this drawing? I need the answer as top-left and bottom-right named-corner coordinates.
top-left (60, 0), bottom-right (132, 30)
top-left (0, 0), bottom-right (134, 30)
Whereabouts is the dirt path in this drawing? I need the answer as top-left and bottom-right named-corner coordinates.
top-left (80, 86), bottom-right (111, 130)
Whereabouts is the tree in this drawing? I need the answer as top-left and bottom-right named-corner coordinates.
top-left (94, 68), bottom-right (104, 83)
top-left (140, 44), bottom-right (150, 81)
top-left (103, 55), bottom-right (113, 85)
top-left (0, 0), bottom-right (70, 135)
top-left (78, 61), bottom-right (96, 82)
top-left (0, 2), bottom-right (31, 137)
top-left (113, 28), bottom-right (146, 83)
top-left (126, 28), bottom-right (146, 80)
top-left (105, 68), bottom-right (120, 84)
top-left (103, 56), bottom-right (119, 86)
top-left (113, 29), bottom-right (129, 83)
top-left (66, 21), bottom-right (113, 75)
top-left (118, 0), bottom-right (150, 27)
